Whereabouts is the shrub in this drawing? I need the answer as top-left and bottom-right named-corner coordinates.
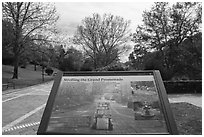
top-left (20, 65), bottom-right (26, 68)
top-left (2, 57), bottom-right (14, 65)
top-left (164, 81), bottom-right (202, 94)
top-left (45, 67), bottom-right (54, 75)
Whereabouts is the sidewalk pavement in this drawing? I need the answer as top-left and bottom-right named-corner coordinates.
top-left (2, 81), bottom-right (53, 95)
top-left (168, 94), bottom-right (202, 107)
top-left (2, 81), bottom-right (54, 135)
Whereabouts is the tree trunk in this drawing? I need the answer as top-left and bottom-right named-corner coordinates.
top-left (34, 64), bottom-right (37, 71)
top-left (93, 51), bottom-right (97, 70)
top-left (12, 54), bottom-right (19, 79)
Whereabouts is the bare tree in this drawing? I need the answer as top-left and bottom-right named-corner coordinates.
top-left (2, 2), bottom-right (59, 79)
top-left (73, 13), bottom-right (131, 69)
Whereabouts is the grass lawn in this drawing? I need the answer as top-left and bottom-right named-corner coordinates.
top-left (171, 102), bottom-right (202, 135)
top-left (2, 65), bottom-right (57, 91)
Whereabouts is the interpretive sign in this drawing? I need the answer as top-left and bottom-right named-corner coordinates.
top-left (37, 71), bottom-right (178, 135)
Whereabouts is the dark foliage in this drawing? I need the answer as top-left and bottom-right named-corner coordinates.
top-left (80, 58), bottom-right (94, 71)
top-left (129, 2), bottom-right (202, 81)
top-left (2, 57), bottom-right (14, 65)
top-left (45, 67), bottom-right (54, 75)
top-left (58, 47), bottom-right (83, 71)
top-left (164, 81), bottom-right (202, 94)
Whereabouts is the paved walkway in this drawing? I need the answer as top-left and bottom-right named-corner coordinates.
top-left (168, 94), bottom-right (202, 107)
top-left (2, 82), bottom-right (202, 135)
top-left (2, 81), bottom-right (53, 135)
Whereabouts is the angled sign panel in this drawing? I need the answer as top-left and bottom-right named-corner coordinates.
top-left (37, 71), bottom-right (178, 135)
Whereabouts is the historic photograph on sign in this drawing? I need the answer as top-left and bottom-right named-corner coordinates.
top-left (46, 75), bottom-right (168, 134)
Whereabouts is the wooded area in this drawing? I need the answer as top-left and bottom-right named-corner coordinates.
top-left (2, 2), bottom-right (202, 81)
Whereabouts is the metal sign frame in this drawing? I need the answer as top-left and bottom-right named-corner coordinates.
top-left (37, 70), bottom-right (178, 135)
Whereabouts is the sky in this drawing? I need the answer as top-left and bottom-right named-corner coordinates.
top-left (55, 2), bottom-right (154, 36)
top-left (54, 2), bottom-right (154, 62)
